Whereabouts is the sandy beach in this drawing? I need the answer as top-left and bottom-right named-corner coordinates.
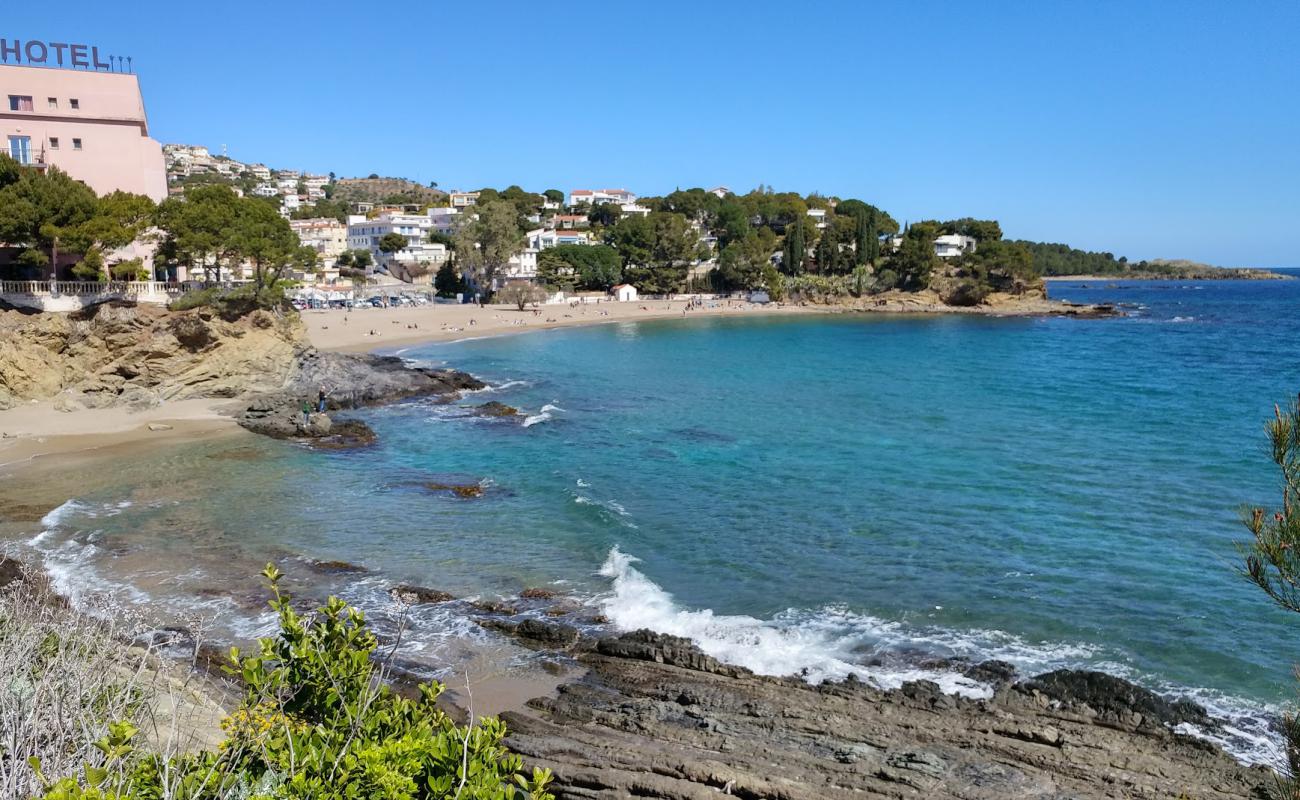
top-left (0, 398), bottom-right (242, 471)
top-left (300, 299), bottom-right (823, 353)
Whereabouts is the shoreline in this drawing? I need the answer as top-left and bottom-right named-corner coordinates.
top-left (301, 293), bottom-right (1109, 355)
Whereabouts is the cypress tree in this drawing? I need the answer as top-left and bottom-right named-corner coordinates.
top-left (854, 211), bottom-right (871, 265)
top-left (783, 220), bottom-right (806, 275)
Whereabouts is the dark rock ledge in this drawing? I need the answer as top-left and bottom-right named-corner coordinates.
top-left (488, 628), bottom-right (1276, 800)
top-left (236, 351), bottom-right (486, 445)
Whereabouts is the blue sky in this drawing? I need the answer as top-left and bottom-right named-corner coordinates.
top-left (9, 1), bottom-right (1298, 266)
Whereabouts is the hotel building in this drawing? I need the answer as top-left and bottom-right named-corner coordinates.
top-left (2, 63), bottom-right (167, 201)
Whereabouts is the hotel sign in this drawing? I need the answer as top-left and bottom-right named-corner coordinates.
top-left (0, 39), bottom-right (117, 71)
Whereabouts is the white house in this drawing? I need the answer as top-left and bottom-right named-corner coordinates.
top-left (807, 208), bottom-right (828, 229)
top-left (569, 188), bottom-right (637, 206)
top-left (612, 284), bottom-right (638, 302)
top-left (251, 183), bottom-right (279, 198)
top-left (347, 212), bottom-right (448, 274)
top-left (708, 186), bottom-right (731, 198)
top-left (501, 250), bottom-right (538, 283)
top-left (526, 228), bottom-right (590, 250)
top-left (249, 164), bottom-right (271, 180)
top-left (450, 191), bottom-right (480, 208)
top-left (933, 234), bottom-right (977, 258)
top-left (426, 206), bottom-right (460, 236)
top-left (620, 203), bottom-right (651, 217)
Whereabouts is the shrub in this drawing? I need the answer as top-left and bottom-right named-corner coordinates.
top-left (32, 565), bottom-right (553, 800)
top-left (170, 285), bottom-right (289, 319)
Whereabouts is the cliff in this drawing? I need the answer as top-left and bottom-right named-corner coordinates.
top-left (0, 303), bottom-right (306, 411)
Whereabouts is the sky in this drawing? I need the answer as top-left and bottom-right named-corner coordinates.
top-left (8, 1), bottom-right (1298, 267)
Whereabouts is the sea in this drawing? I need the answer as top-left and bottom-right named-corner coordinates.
top-left (4, 272), bottom-right (1299, 766)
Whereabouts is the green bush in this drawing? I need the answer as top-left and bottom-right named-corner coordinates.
top-left (32, 565), bottom-right (552, 800)
top-left (170, 285), bottom-right (289, 319)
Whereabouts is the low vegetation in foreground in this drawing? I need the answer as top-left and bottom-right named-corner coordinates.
top-left (3, 564), bottom-right (551, 800)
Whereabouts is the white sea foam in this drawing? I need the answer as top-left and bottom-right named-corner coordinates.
top-left (595, 546), bottom-right (1284, 765)
top-left (39, 499), bottom-right (87, 530)
top-left (523, 403), bottom-right (564, 428)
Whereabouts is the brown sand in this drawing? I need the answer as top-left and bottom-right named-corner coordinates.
top-left (300, 299), bottom-right (823, 353)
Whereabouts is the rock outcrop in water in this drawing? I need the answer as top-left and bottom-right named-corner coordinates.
top-left (499, 630), bottom-right (1275, 800)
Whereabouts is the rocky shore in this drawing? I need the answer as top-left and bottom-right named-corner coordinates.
top-left (491, 627), bottom-right (1276, 799)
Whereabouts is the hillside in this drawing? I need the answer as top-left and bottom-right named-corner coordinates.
top-left (1013, 241), bottom-right (1287, 280)
top-left (331, 177), bottom-right (447, 206)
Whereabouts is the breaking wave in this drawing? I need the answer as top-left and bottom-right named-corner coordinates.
top-left (595, 546), bottom-right (1283, 766)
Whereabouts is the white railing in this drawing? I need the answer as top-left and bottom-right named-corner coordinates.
top-left (0, 280), bottom-right (185, 297)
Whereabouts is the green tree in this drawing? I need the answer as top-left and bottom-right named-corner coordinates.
top-left (1240, 395), bottom-right (1300, 794)
top-left (0, 165), bottom-right (98, 279)
top-left (588, 202), bottom-right (622, 227)
top-left (613, 212), bottom-right (697, 294)
top-left (434, 261), bottom-right (465, 298)
top-left (941, 217), bottom-right (1003, 243)
top-left (455, 201), bottom-right (525, 297)
top-left (543, 188), bottom-right (564, 204)
top-left (957, 239), bottom-right (1040, 294)
top-left (717, 228), bottom-right (777, 290)
top-left (291, 199), bottom-right (349, 223)
top-left (537, 249), bottom-right (578, 292)
top-left (714, 201), bottom-right (750, 249)
top-left (155, 184), bottom-right (243, 282)
top-left (783, 217), bottom-right (806, 275)
top-left (537, 244), bottom-right (622, 291)
top-left (888, 220), bottom-right (941, 290)
top-left (230, 197), bottom-right (302, 290)
top-left (377, 232), bottom-right (409, 265)
top-left (73, 191), bottom-right (157, 280)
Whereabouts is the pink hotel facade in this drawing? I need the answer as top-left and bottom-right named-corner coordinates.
top-left (1, 63), bottom-right (167, 201)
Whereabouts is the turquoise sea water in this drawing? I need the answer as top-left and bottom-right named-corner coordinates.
top-left (8, 274), bottom-right (1300, 764)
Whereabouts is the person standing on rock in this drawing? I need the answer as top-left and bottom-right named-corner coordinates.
top-left (300, 400), bottom-right (311, 427)
top-left (318, 385), bottom-right (328, 413)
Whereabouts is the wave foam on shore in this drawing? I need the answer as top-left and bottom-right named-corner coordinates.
top-left (595, 546), bottom-right (1284, 766)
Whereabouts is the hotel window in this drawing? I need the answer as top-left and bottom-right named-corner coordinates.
top-left (72, 138), bottom-right (82, 150)
top-left (69, 98), bottom-right (80, 110)
top-left (49, 137), bottom-right (59, 149)
top-left (48, 97), bottom-right (58, 109)
top-left (8, 95), bottom-right (34, 111)
top-left (7, 136), bottom-right (32, 165)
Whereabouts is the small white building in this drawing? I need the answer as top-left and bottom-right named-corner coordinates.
top-left (612, 283), bottom-right (638, 302)
top-left (569, 188), bottom-right (637, 206)
top-left (426, 206), bottom-right (460, 236)
top-left (807, 208), bottom-right (828, 229)
top-left (708, 186), bottom-right (731, 199)
top-left (450, 191), bottom-right (480, 208)
top-left (934, 234), bottom-right (977, 258)
top-left (526, 228), bottom-right (590, 250)
top-left (620, 203), bottom-right (651, 217)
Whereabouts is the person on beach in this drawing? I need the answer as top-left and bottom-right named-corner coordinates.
top-left (300, 400), bottom-right (311, 426)
top-left (318, 385), bottom-right (328, 413)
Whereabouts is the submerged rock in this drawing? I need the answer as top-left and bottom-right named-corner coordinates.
top-left (421, 480), bottom-right (485, 498)
top-left (471, 401), bottom-right (519, 418)
top-left (1020, 669), bottom-right (1214, 730)
top-left (390, 584), bottom-right (455, 605)
top-left (480, 618), bottom-right (579, 650)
